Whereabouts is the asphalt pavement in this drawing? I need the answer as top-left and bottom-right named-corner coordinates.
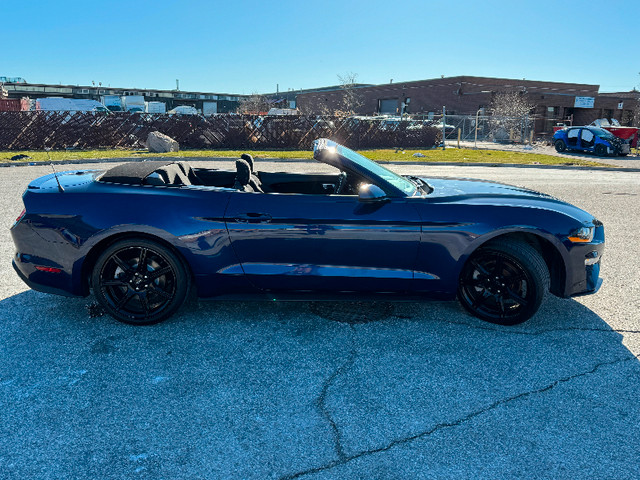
top-left (0, 160), bottom-right (639, 479)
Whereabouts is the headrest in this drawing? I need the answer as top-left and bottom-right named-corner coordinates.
top-left (235, 159), bottom-right (251, 184)
top-left (240, 153), bottom-right (255, 172)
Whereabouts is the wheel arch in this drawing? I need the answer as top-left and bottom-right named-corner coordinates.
top-left (80, 231), bottom-right (195, 296)
top-left (458, 230), bottom-right (568, 297)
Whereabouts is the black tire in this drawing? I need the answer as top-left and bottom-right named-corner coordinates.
top-left (554, 139), bottom-right (566, 153)
top-left (458, 239), bottom-right (549, 326)
top-left (91, 239), bottom-right (190, 325)
top-left (594, 144), bottom-right (608, 157)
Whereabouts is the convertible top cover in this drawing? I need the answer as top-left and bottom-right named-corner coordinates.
top-left (99, 161), bottom-right (178, 184)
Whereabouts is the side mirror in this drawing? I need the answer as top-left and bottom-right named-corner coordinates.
top-left (358, 184), bottom-right (388, 202)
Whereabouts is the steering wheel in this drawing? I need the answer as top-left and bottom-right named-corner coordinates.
top-left (335, 171), bottom-right (347, 194)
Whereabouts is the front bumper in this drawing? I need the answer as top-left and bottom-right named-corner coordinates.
top-left (563, 226), bottom-right (605, 298)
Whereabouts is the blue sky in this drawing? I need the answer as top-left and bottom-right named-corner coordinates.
top-left (5, 0), bottom-right (639, 94)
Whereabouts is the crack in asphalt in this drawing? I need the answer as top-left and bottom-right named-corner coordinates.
top-left (315, 324), bottom-right (357, 462)
top-left (278, 355), bottom-right (638, 480)
top-left (394, 315), bottom-right (640, 336)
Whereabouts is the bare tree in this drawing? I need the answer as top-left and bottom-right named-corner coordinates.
top-left (489, 90), bottom-right (535, 142)
top-left (236, 93), bottom-right (271, 114)
top-left (332, 72), bottom-right (363, 117)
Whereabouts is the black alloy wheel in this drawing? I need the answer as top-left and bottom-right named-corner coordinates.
top-left (92, 239), bottom-right (190, 325)
top-left (594, 144), bottom-right (608, 157)
top-left (458, 239), bottom-right (549, 325)
top-left (554, 139), bottom-right (566, 153)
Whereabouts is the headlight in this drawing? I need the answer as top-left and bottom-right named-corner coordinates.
top-left (568, 226), bottom-right (594, 243)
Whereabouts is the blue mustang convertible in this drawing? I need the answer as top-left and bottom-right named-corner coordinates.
top-left (11, 139), bottom-right (604, 326)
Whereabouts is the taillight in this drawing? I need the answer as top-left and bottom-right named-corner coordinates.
top-left (35, 266), bottom-right (62, 273)
top-left (14, 208), bottom-right (26, 225)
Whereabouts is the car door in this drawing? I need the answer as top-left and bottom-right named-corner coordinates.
top-left (567, 128), bottom-right (579, 148)
top-left (579, 128), bottom-right (595, 150)
top-left (223, 190), bottom-right (422, 293)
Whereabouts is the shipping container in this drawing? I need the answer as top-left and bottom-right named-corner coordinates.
top-left (121, 95), bottom-right (145, 113)
top-left (203, 101), bottom-right (217, 115)
top-left (36, 97), bottom-right (109, 112)
top-left (0, 99), bottom-right (22, 112)
top-left (101, 95), bottom-right (123, 112)
top-left (145, 101), bottom-right (167, 114)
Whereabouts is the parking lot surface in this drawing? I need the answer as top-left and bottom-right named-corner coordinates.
top-left (1, 160), bottom-right (639, 479)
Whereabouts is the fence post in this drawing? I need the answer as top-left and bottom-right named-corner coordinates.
top-left (442, 106), bottom-right (446, 150)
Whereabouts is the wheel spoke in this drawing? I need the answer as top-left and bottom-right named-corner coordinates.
top-left (137, 248), bottom-right (148, 273)
top-left (505, 287), bottom-right (528, 307)
top-left (498, 295), bottom-right (506, 315)
top-left (138, 292), bottom-right (151, 317)
top-left (111, 254), bottom-right (132, 273)
top-left (470, 259), bottom-right (491, 276)
top-left (101, 280), bottom-right (128, 287)
top-left (492, 256), bottom-right (505, 276)
top-left (471, 290), bottom-right (491, 309)
top-left (147, 266), bottom-right (172, 280)
top-left (115, 290), bottom-right (135, 310)
top-left (149, 283), bottom-right (172, 300)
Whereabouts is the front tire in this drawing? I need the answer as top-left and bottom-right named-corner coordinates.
top-left (554, 139), bottom-right (566, 153)
top-left (91, 239), bottom-right (190, 325)
top-left (458, 239), bottom-right (549, 325)
top-left (595, 144), bottom-right (608, 157)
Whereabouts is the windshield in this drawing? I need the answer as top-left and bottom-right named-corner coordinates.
top-left (590, 128), bottom-right (615, 139)
top-left (335, 144), bottom-right (417, 196)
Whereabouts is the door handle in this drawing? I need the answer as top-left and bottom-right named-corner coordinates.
top-left (233, 212), bottom-right (272, 223)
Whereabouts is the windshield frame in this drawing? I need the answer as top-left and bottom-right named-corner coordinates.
top-left (313, 139), bottom-right (418, 197)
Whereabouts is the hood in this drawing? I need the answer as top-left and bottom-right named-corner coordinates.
top-left (419, 176), bottom-right (596, 223)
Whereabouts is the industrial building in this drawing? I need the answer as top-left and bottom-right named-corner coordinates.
top-left (295, 76), bottom-right (639, 136)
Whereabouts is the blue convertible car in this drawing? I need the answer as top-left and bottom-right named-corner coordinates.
top-left (11, 139), bottom-right (604, 326)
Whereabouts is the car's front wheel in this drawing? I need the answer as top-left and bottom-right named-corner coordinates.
top-left (91, 238), bottom-right (190, 325)
top-left (554, 139), bottom-right (567, 153)
top-left (458, 239), bottom-right (549, 325)
top-left (595, 144), bottom-right (608, 157)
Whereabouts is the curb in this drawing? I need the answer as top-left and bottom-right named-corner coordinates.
top-left (1, 156), bottom-right (640, 173)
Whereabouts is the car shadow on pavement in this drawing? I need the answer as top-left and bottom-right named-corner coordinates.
top-left (0, 290), bottom-right (639, 479)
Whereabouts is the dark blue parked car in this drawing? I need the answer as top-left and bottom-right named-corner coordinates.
top-left (553, 126), bottom-right (629, 156)
top-left (11, 139), bottom-right (604, 326)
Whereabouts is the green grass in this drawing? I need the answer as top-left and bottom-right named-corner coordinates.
top-left (0, 147), bottom-right (606, 167)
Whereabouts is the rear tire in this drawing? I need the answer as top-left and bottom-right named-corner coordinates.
top-left (91, 239), bottom-right (190, 325)
top-left (554, 139), bottom-right (567, 153)
top-left (458, 239), bottom-right (549, 326)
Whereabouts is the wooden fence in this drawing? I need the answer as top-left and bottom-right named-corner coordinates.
top-left (0, 112), bottom-right (441, 151)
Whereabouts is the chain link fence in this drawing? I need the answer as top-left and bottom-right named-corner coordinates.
top-left (413, 114), bottom-right (539, 144)
top-left (0, 112), bottom-right (442, 151)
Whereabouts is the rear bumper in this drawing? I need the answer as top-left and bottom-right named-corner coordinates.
top-left (12, 258), bottom-right (81, 297)
top-left (11, 220), bottom-right (85, 297)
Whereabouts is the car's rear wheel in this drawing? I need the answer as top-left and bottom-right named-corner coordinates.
top-left (92, 239), bottom-right (190, 325)
top-left (595, 144), bottom-right (608, 157)
top-left (457, 239), bottom-right (549, 325)
top-left (554, 139), bottom-right (567, 153)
